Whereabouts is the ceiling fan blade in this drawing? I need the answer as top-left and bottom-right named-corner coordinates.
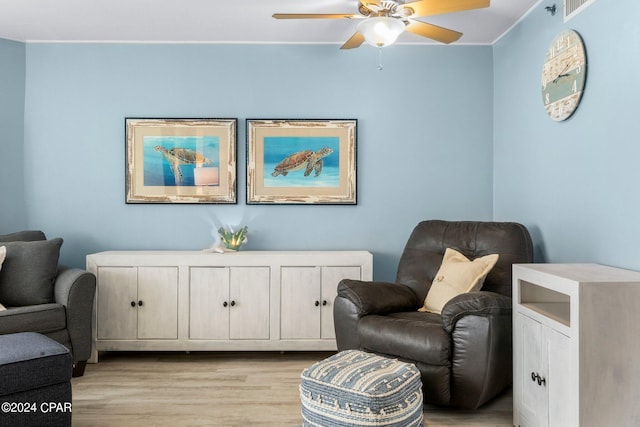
top-left (359, 0), bottom-right (381, 9)
top-left (340, 32), bottom-right (366, 50)
top-left (403, 0), bottom-right (489, 18)
top-left (405, 19), bottom-right (463, 44)
top-left (272, 13), bottom-right (359, 19)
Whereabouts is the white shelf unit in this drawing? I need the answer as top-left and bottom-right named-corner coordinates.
top-left (513, 263), bottom-right (640, 427)
top-left (87, 250), bottom-right (373, 363)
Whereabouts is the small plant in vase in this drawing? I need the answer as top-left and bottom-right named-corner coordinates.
top-left (218, 226), bottom-right (248, 251)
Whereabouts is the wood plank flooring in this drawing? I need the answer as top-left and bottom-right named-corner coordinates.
top-left (71, 352), bottom-right (513, 426)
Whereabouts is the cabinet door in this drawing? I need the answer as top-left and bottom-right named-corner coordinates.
top-left (97, 267), bottom-right (138, 340)
top-left (320, 266), bottom-right (361, 339)
top-left (137, 267), bottom-right (179, 339)
top-left (280, 267), bottom-right (321, 339)
top-left (547, 328), bottom-right (574, 427)
top-left (229, 267), bottom-right (270, 340)
top-left (517, 313), bottom-right (548, 427)
top-left (189, 267), bottom-right (230, 340)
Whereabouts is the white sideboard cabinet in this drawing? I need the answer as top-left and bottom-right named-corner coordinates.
top-left (513, 264), bottom-right (640, 427)
top-left (87, 250), bottom-right (373, 363)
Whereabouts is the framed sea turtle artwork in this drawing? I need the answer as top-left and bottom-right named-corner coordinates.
top-left (125, 118), bottom-right (237, 203)
top-left (246, 119), bottom-right (357, 204)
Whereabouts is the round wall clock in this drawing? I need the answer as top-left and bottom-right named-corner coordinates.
top-left (541, 29), bottom-right (587, 121)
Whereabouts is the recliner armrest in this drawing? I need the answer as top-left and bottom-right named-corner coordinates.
top-left (440, 291), bottom-right (511, 333)
top-left (337, 279), bottom-right (420, 316)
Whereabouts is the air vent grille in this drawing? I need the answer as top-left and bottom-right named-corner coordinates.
top-left (564, 0), bottom-right (597, 21)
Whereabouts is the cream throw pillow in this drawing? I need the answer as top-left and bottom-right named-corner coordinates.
top-left (0, 246), bottom-right (5, 310)
top-left (419, 248), bottom-right (499, 314)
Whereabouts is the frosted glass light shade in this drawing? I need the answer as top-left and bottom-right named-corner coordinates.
top-left (357, 16), bottom-right (405, 47)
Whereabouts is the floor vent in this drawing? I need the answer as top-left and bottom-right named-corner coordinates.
top-left (564, 0), bottom-right (597, 21)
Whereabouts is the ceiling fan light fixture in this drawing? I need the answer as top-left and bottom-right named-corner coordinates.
top-left (357, 16), bottom-right (405, 47)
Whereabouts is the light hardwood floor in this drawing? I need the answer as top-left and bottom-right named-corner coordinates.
top-left (72, 352), bottom-right (513, 427)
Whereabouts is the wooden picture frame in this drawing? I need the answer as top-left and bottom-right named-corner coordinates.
top-left (246, 119), bottom-right (357, 204)
top-left (125, 118), bottom-right (237, 204)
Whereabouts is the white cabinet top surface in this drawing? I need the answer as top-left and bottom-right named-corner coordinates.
top-left (87, 250), bottom-right (373, 267)
top-left (514, 263), bottom-right (640, 283)
top-left (88, 250), bottom-right (372, 257)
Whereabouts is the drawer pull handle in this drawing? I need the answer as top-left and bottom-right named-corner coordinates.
top-left (223, 301), bottom-right (228, 307)
top-left (130, 301), bottom-right (136, 308)
top-left (230, 301), bottom-right (236, 307)
top-left (322, 300), bottom-right (328, 306)
top-left (315, 301), bottom-right (320, 307)
top-left (138, 300), bottom-right (144, 307)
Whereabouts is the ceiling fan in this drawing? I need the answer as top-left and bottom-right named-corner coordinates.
top-left (273, 0), bottom-right (490, 49)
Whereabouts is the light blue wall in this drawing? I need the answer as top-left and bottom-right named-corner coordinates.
top-left (23, 43), bottom-right (494, 278)
top-left (0, 39), bottom-right (26, 231)
top-left (494, 0), bottom-right (640, 269)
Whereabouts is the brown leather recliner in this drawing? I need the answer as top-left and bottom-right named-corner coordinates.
top-left (334, 220), bottom-right (533, 409)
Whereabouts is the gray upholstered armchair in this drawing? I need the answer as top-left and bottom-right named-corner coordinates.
top-left (0, 231), bottom-right (96, 377)
top-left (334, 220), bottom-right (533, 408)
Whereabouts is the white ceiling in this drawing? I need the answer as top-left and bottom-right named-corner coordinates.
top-left (0, 0), bottom-right (540, 45)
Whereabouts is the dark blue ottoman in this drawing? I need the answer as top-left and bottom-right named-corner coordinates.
top-left (300, 350), bottom-right (423, 427)
top-left (0, 332), bottom-right (73, 427)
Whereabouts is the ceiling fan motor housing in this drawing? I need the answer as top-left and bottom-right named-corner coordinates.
top-left (365, 1), bottom-right (415, 20)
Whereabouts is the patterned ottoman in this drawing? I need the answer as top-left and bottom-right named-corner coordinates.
top-left (300, 350), bottom-right (423, 427)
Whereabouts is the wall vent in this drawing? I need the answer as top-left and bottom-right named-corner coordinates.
top-left (564, 0), bottom-right (597, 21)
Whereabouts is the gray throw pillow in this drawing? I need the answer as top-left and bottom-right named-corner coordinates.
top-left (0, 238), bottom-right (63, 307)
top-left (0, 230), bottom-right (47, 242)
